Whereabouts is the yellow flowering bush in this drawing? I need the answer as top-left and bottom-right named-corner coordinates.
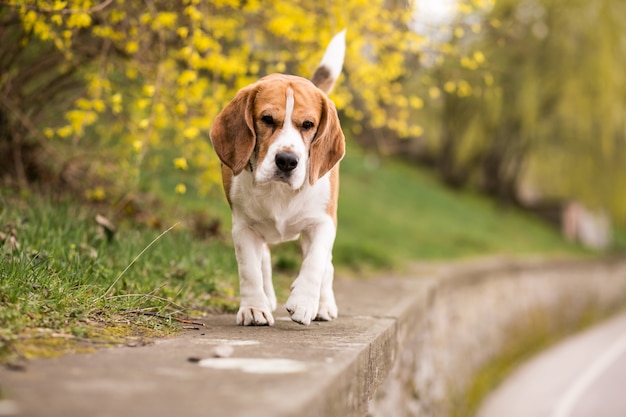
top-left (1, 0), bottom-right (491, 197)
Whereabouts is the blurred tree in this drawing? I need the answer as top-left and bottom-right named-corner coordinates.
top-left (425, 0), bottom-right (626, 223)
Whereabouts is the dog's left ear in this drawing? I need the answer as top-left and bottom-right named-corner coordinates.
top-left (210, 84), bottom-right (258, 175)
top-left (309, 95), bottom-right (345, 185)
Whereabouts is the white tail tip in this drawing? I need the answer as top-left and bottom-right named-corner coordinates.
top-left (320, 29), bottom-right (346, 81)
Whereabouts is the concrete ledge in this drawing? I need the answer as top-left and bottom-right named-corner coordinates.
top-left (2, 258), bottom-right (626, 417)
top-left (370, 257), bottom-right (626, 417)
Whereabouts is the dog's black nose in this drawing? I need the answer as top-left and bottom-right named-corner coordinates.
top-left (275, 152), bottom-right (299, 172)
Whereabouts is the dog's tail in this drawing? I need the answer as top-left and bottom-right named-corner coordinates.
top-left (311, 30), bottom-right (346, 94)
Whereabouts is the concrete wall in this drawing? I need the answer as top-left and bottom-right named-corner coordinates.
top-left (368, 258), bottom-right (626, 417)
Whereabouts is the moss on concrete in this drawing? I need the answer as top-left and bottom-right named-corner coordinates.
top-left (2, 318), bottom-right (180, 363)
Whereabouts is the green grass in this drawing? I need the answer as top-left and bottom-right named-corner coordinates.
top-left (0, 146), bottom-right (588, 361)
top-left (0, 189), bottom-right (239, 360)
top-left (334, 148), bottom-right (585, 269)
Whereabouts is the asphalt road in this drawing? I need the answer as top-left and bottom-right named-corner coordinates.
top-left (477, 310), bottom-right (626, 417)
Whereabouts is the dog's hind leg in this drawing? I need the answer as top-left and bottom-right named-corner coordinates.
top-left (261, 243), bottom-right (277, 311)
top-left (315, 260), bottom-right (338, 321)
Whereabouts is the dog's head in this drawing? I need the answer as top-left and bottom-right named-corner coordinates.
top-left (210, 74), bottom-right (345, 190)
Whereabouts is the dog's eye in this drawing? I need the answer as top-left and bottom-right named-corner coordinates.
top-left (301, 121), bottom-right (314, 131)
top-left (261, 115), bottom-right (274, 126)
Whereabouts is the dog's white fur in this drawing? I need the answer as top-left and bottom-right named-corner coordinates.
top-left (209, 31), bottom-right (346, 326)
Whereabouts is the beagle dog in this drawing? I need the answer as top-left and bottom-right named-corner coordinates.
top-left (209, 31), bottom-right (346, 326)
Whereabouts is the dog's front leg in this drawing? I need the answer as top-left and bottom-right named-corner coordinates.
top-left (232, 222), bottom-right (275, 326)
top-left (261, 243), bottom-right (277, 311)
top-left (285, 219), bottom-right (336, 325)
top-left (316, 261), bottom-right (338, 321)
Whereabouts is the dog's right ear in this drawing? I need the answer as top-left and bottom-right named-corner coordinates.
top-left (209, 85), bottom-right (257, 175)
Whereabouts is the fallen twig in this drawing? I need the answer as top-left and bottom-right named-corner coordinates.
top-left (175, 317), bottom-right (206, 327)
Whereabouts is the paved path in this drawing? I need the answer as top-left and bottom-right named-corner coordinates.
top-left (477, 311), bottom-right (626, 417)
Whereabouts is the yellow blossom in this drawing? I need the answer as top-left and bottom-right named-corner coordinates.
top-left (444, 81), bottom-right (456, 94)
top-left (429, 86), bottom-right (441, 99)
top-left (153, 12), bottom-right (177, 29)
top-left (178, 70), bottom-right (197, 86)
top-left (143, 85), bottom-right (155, 97)
top-left (183, 126), bottom-right (199, 139)
top-left (461, 57), bottom-right (478, 70)
top-left (56, 125), bottom-right (73, 138)
top-left (175, 102), bottom-right (188, 115)
top-left (92, 99), bottom-right (105, 112)
top-left (177, 27), bottom-right (189, 38)
top-left (173, 157), bottom-right (189, 171)
top-left (473, 51), bottom-right (486, 64)
top-left (457, 80), bottom-right (473, 97)
top-left (125, 41), bottom-right (139, 54)
top-left (409, 96), bottom-right (424, 109)
top-left (67, 13), bottom-right (91, 28)
top-left (85, 187), bottom-right (106, 201)
top-left (175, 183), bottom-right (187, 195)
top-left (52, 1), bottom-right (67, 11)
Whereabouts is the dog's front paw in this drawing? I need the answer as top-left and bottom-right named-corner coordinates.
top-left (285, 289), bottom-right (319, 325)
top-left (315, 298), bottom-right (338, 321)
top-left (237, 305), bottom-right (275, 326)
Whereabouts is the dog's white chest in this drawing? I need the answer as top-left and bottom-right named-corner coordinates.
top-left (230, 172), bottom-right (331, 244)
top-left (251, 209), bottom-right (300, 243)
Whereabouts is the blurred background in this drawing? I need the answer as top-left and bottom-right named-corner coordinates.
top-left (1, 0), bottom-right (625, 256)
top-left (3, 1), bottom-right (626, 412)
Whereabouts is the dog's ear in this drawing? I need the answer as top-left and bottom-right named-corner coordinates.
top-left (309, 95), bottom-right (345, 185)
top-left (210, 85), bottom-right (257, 175)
